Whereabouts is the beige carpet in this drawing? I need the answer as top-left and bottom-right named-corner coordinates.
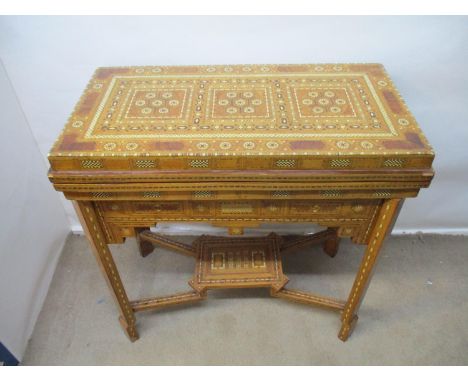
top-left (22, 233), bottom-right (468, 365)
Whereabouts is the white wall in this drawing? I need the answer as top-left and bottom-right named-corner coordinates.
top-left (0, 61), bottom-right (69, 361)
top-left (0, 16), bottom-right (467, 233)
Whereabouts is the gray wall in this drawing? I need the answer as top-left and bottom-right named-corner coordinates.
top-left (0, 61), bottom-right (69, 360)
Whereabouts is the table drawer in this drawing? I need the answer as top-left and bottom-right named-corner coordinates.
top-left (96, 199), bottom-right (380, 220)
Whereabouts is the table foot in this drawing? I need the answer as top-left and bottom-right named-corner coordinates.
top-left (119, 316), bottom-right (139, 342)
top-left (338, 314), bottom-right (358, 342)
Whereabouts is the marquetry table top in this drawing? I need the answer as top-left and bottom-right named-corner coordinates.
top-left (49, 64), bottom-right (434, 172)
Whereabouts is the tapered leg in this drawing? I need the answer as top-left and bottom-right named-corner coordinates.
top-left (323, 228), bottom-right (340, 257)
top-left (338, 199), bottom-right (401, 341)
top-left (74, 201), bottom-right (139, 341)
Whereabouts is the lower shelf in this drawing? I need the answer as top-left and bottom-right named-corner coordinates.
top-left (190, 233), bottom-right (288, 293)
top-left (130, 229), bottom-right (346, 314)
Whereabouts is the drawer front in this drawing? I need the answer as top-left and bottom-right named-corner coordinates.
top-left (96, 199), bottom-right (380, 222)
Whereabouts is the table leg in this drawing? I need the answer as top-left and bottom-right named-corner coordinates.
top-left (74, 201), bottom-right (139, 341)
top-left (323, 227), bottom-right (340, 258)
top-left (338, 199), bottom-right (401, 341)
top-left (135, 227), bottom-right (154, 257)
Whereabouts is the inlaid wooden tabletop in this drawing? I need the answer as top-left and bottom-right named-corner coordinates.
top-left (48, 64), bottom-right (434, 172)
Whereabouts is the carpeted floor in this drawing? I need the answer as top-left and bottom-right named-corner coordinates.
top-left (22, 233), bottom-right (468, 365)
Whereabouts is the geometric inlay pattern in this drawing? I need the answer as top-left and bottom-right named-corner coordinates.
top-left (191, 234), bottom-right (287, 292)
top-left (210, 87), bottom-right (271, 119)
top-left (292, 87), bottom-right (355, 118)
top-left (84, 73), bottom-right (398, 140)
top-left (126, 89), bottom-right (189, 119)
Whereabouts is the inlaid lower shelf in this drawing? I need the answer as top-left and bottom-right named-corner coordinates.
top-left (191, 233), bottom-right (289, 292)
top-left (129, 230), bottom-right (346, 314)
